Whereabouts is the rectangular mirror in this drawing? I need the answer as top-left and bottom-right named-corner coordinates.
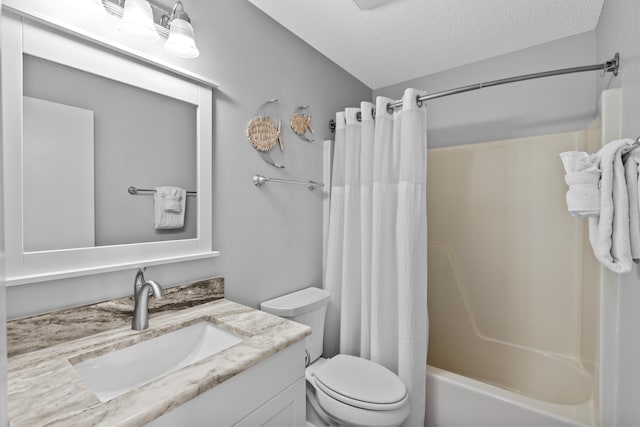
top-left (2, 13), bottom-right (216, 285)
top-left (23, 54), bottom-right (198, 250)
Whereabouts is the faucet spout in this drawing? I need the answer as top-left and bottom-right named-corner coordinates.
top-left (141, 280), bottom-right (163, 299)
top-left (132, 273), bottom-right (164, 331)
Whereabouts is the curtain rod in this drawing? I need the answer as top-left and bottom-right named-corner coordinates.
top-left (388, 52), bottom-right (619, 111)
top-left (329, 52), bottom-right (619, 132)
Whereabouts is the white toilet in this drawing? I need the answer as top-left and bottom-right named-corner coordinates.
top-left (261, 287), bottom-right (410, 427)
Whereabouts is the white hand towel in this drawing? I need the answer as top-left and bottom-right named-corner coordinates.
top-left (624, 147), bottom-right (640, 261)
top-left (164, 196), bottom-right (182, 213)
top-left (588, 138), bottom-right (636, 274)
top-left (154, 186), bottom-right (186, 229)
top-left (559, 151), bottom-right (600, 217)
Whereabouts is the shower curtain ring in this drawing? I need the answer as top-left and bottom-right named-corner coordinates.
top-left (416, 94), bottom-right (424, 108)
top-left (386, 102), bottom-right (394, 114)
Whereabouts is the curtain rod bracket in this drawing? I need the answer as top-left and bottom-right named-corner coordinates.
top-left (606, 52), bottom-right (620, 76)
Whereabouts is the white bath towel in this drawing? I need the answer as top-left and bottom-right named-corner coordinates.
top-left (588, 138), bottom-right (636, 274)
top-left (624, 147), bottom-right (640, 261)
top-left (154, 186), bottom-right (186, 229)
top-left (559, 151), bottom-right (600, 217)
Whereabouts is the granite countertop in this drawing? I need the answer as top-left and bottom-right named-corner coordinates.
top-left (7, 277), bottom-right (311, 427)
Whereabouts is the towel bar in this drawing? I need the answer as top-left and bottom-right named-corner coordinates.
top-left (128, 186), bottom-right (197, 196)
top-left (252, 175), bottom-right (323, 191)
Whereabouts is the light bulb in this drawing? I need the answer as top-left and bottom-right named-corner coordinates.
top-left (118, 0), bottom-right (159, 43)
top-left (164, 18), bottom-right (200, 58)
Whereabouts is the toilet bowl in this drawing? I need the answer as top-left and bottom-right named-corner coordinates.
top-left (261, 287), bottom-right (410, 427)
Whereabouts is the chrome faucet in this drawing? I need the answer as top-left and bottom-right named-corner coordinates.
top-left (132, 267), bottom-right (163, 331)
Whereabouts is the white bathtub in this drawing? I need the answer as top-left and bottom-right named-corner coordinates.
top-left (425, 366), bottom-right (595, 427)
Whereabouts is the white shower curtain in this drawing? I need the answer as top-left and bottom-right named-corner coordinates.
top-left (324, 88), bottom-right (428, 426)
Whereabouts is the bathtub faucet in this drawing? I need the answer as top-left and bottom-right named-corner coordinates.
top-left (131, 267), bottom-right (163, 331)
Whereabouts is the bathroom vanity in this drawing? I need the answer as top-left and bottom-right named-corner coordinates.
top-left (6, 278), bottom-right (310, 426)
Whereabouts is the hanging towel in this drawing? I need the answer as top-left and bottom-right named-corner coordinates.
top-left (588, 138), bottom-right (636, 274)
top-left (624, 147), bottom-right (640, 261)
top-left (154, 186), bottom-right (186, 229)
top-left (559, 151), bottom-right (600, 217)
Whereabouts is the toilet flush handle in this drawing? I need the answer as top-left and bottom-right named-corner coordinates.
top-left (305, 349), bottom-right (311, 367)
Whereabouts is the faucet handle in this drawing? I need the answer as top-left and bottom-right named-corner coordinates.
top-left (134, 267), bottom-right (148, 296)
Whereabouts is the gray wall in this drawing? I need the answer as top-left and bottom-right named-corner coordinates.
top-left (374, 32), bottom-right (597, 148)
top-left (596, 1), bottom-right (640, 425)
top-left (24, 55), bottom-right (198, 247)
top-left (7, 1), bottom-right (371, 318)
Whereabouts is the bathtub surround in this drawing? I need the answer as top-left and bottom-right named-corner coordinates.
top-left (325, 89), bottom-right (428, 426)
top-left (6, 277), bottom-right (310, 426)
top-left (426, 122), bottom-right (603, 425)
top-left (427, 127), bottom-right (602, 360)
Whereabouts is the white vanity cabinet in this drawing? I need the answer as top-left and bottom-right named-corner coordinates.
top-left (147, 340), bottom-right (306, 427)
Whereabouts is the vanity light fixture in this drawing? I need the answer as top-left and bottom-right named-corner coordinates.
top-left (99, 0), bottom-right (200, 58)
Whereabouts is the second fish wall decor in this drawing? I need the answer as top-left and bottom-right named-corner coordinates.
top-left (290, 105), bottom-right (314, 142)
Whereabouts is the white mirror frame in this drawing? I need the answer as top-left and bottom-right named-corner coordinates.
top-left (2, 13), bottom-right (218, 286)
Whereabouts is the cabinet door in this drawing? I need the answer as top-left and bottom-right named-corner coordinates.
top-left (234, 379), bottom-right (305, 427)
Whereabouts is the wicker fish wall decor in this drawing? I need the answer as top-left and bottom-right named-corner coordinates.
top-left (290, 105), bottom-right (314, 142)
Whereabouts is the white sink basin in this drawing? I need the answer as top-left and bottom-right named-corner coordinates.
top-left (73, 322), bottom-right (244, 402)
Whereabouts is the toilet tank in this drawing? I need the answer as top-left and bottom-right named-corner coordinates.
top-left (260, 287), bottom-right (330, 364)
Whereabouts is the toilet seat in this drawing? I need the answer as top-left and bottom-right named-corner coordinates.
top-left (312, 355), bottom-right (408, 410)
top-left (314, 385), bottom-right (410, 427)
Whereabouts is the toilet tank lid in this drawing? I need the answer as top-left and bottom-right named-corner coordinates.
top-left (260, 287), bottom-right (330, 317)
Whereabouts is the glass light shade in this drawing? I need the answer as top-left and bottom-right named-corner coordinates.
top-left (164, 18), bottom-right (200, 59)
top-left (118, 0), bottom-right (159, 43)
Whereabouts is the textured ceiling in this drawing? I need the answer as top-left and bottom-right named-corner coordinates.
top-left (248, 0), bottom-right (605, 89)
